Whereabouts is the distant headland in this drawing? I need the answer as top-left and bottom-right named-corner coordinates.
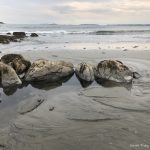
top-left (0, 22), bottom-right (5, 24)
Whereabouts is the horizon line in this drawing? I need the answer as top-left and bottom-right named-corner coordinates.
top-left (1, 23), bottom-right (150, 26)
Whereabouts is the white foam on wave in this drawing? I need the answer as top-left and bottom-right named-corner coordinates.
top-left (0, 30), bottom-right (94, 35)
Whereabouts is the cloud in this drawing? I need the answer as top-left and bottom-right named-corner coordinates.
top-left (52, 5), bottom-right (76, 14)
top-left (0, 0), bottom-right (150, 24)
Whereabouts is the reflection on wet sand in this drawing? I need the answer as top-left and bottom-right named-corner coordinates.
top-left (95, 77), bottom-right (133, 90)
top-left (0, 58), bottom-right (150, 150)
top-left (1, 73), bottom-right (74, 96)
top-left (75, 75), bottom-right (93, 88)
top-left (1, 73), bottom-right (132, 96)
top-left (30, 73), bottom-right (74, 90)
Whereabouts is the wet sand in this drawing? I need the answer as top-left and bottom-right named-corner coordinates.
top-left (0, 49), bottom-right (150, 150)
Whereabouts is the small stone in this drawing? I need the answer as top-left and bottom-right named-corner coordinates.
top-left (133, 46), bottom-right (138, 48)
top-left (30, 33), bottom-right (38, 37)
top-left (52, 55), bottom-right (58, 57)
top-left (7, 32), bottom-right (11, 35)
top-left (49, 106), bottom-right (55, 111)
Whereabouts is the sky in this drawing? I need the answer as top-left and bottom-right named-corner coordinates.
top-left (0, 0), bottom-right (150, 24)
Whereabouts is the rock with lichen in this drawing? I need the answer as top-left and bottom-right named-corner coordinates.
top-left (1, 54), bottom-right (31, 75)
top-left (75, 62), bottom-right (95, 82)
top-left (94, 60), bottom-right (134, 82)
top-left (0, 62), bottom-right (22, 87)
top-left (25, 59), bottom-right (74, 82)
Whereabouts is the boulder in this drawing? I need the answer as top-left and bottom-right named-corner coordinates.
top-left (25, 59), bottom-right (74, 82)
top-left (0, 62), bottom-right (22, 87)
top-left (0, 34), bottom-right (23, 44)
top-left (94, 60), bottom-right (134, 83)
top-left (0, 32), bottom-right (26, 44)
top-left (0, 35), bottom-right (17, 44)
top-left (30, 33), bottom-right (38, 37)
top-left (13, 32), bottom-right (26, 38)
top-left (0, 35), bottom-right (10, 44)
top-left (75, 62), bottom-right (95, 82)
top-left (1, 54), bottom-right (31, 75)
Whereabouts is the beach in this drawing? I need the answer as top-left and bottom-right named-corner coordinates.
top-left (0, 24), bottom-right (150, 150)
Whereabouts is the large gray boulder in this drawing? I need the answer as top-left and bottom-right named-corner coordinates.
top-left (75, 62), bottom-right (95, 82)
top-left (1, 54), bottom-right (31, 75)
top-left (25, 59), bottom-right (74, 82)
top-left (0, 62), bottom-right (22, 87)
top-left (94, 60), bottom-right (134, 83)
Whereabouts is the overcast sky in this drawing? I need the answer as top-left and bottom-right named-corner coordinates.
top-left (0, 0), bottom-right (150, 24)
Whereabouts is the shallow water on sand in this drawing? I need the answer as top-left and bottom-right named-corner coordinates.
top-left (1, 24), bottom-right (150, 54)
top-left (0, 58), bottom-right (150, 150)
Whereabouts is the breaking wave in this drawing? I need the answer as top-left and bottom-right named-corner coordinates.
top-left (1, 30), bottom-right (150, 35)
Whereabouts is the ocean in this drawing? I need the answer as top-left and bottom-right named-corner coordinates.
top-left (1, 24), bottom-right (150, 52)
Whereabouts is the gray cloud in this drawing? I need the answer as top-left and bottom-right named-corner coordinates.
top-left (0, 0), bottom-right (150, 24)
top-left (52, 5), bottom-right (76, 14)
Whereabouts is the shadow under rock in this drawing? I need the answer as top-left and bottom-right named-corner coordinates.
top-left (2, 82), bottom-right (29, 96)
top-left (26, 73), bottom-right (74, 90)
top-left (95, 77), bottom-right (133, 91)
top-left (75, 74), bottom-right (93, 88)
top-left (1, 73), bottom-right (74, 96)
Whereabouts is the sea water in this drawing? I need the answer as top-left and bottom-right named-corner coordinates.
top-left (1, 24), bottom-right (150, 52)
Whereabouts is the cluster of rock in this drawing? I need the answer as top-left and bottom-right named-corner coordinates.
top-left (0, 32), bottom-right (38, 44)
top-left (76, 60), bottom-right (140, 87)
top-left (0, 54), bottom-right (74, 88)
top-left (0, 54), bottom-right (140, 89)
